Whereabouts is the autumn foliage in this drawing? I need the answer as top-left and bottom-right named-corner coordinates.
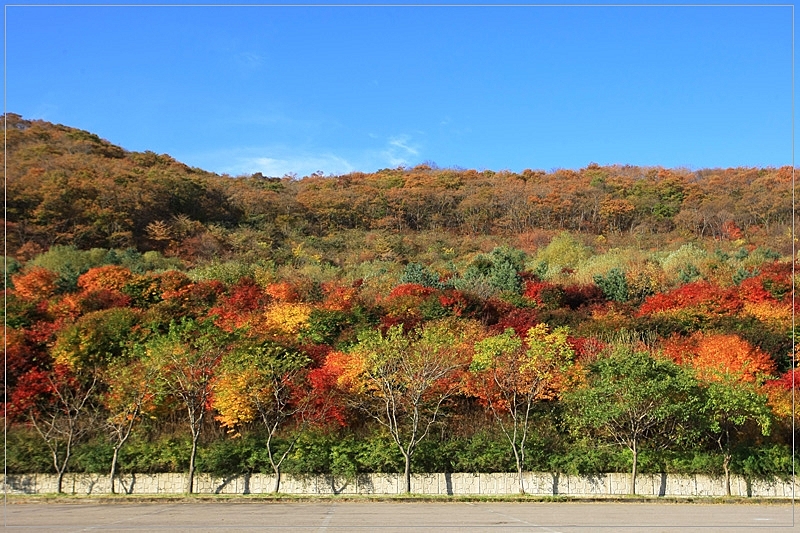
top-left (4, 114), bottom-right (797, 484)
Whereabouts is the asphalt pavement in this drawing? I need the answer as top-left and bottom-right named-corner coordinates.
top-left (3, 500), bottom-right (798, 532)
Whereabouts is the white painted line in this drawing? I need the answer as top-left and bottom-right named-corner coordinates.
top-left (317, 504), bottom-right (335, 532)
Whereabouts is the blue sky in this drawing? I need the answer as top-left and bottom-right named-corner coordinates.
top-left (5, 2), bottom-right (793, 177)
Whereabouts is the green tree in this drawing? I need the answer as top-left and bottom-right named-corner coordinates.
top-left (702, 378), bottom-right (772, 496)
top-left (593, 267), bottom-right (629, 302)
top-left (144, 319), bottom-right (228, 494)
top-left (52, 308), bottom-right (139, 370)
top-left (563, 344), bottom-right (701, 495)
top-left (399, 262), bottom-right (444, 289)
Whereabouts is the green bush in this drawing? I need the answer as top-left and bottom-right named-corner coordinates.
top-left (72, 439), bottom-right (113, 473)
top-left (449, 433), bottom-right (515, 473)
top-left (593, 268), bottom-right (629, 302)
top-left (5, 427), bottom-right (53, 473)
top-left (197, 434), bottom-right (268, 476)
top-left (400, 262), bottom-right (444, 289)
top-left (737, 444), bottom-right (793, 481)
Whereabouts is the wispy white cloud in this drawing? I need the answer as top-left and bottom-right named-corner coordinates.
top-left (235, 52), bottom-right (263, 71)
top-left (183, 133), bottom-right (423, 178)
top-left (231, 153), bottom-right (355, 178)
top-left (198, 148), bottom-right (355, 178)
top-left (381, 134), bottom-right (420, 167)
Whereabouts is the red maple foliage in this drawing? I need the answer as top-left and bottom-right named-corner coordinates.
top-left (77, 265), bottom-right (133, 293)
top-left (209, 278), bottom-right (268, 332)
top-left (637, 281), bottom-right (742, 317)
top-left (12, 267), bottom-right (59, 302)
top-left (305, 351), bottom-right (350, 427)
top-left (491, 307), bottom-right (539, 336)
top-left (263, 281), bottom-right (300, 303)
top-left (663, 332), bottom-right (776, 382)
top-left (386, 283), bottom-right (436, 300)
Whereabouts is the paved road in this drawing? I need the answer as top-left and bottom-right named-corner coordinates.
top-left (2, 501), bottom-right (797, 532)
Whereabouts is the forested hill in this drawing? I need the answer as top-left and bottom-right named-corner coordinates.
top-left (4, 113), bottom-right (795, 264)
top-left (5, 114), bottom-right (797, 489)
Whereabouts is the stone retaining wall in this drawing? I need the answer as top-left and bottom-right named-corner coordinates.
top-left (2, 472), bottom-right (795, 497)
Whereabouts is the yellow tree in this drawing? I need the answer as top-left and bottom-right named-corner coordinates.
top-left (339, 320), bottom-right (476, 493)
top-left (465, 324), bottom-right (575, 494)
top-left (213, 341), bottom-right (312, 493)
top-left (102, 357), bottom-right (160, 494)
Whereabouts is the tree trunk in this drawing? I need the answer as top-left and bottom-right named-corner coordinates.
top-left (273, 465), bottom-right (282, 494)
top-left (109, 447), bottom-right (120, 495)
top-left (187, 432), bottom-right (199, 494)
top-left (723, 453), bottom-right (732, 497)
top-left (511, 444), bottom-right (525, 494)
top-left (53, 446), bottom-right (71, 494)
top-left (403, 454), bottom-right (412, 494)
top-left (630, 442), bottom-right (638, 496)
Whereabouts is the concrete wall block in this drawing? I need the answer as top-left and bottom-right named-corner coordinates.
top-left (524, 473), bottom-right (551, 495)
top-left (159, 473), bottom-right (186, 494)
top-left (749, 478), bottom-right (782, 497)
top-left (650, 473), bottom-right (671, 497)
top-left (358, 473), bottom-right (398, 494)
top-left (663, 474), bottom-right (696, 496)
top-left (569, 474), bottom-right (608, 496)
top-left (140, 474), bottom-right (161, 494)
top-left (410, 474), bottom-right (438, 494)
top-left (48, 474), bottom-right (63, 494)
top-left (479, 473), bottom-right (509, 495)
top-left (209, 475), bottom-right (241, 494)
top-left (3, 471), bottom-right (795, 497)
top-left (695, 475), bottom-right (724, 497)
top-left (260, 475), bottom-right (281, 494)
top-left (730, 475), bottom-right (746, 497)
top-left (314, 475), bottom-right (357, 495)
top-left (259, 475), bottom-right (281, 493)
top-left (192, 473), bottom-right (213, 494)
top-left (1, 474), bottom-right (37, 494)
top-left (439, 473), bottom-right (479, 495)
top-left (71, 473), bottom-right (109, 495)
top-left (461, 473), bottom-right (481, 495)
top-left (276, 474), bottom-right (314, 494)
top-left (633, 474), bottom-right (656, 496)
top-left (605, 473), bottom-right (628, 495)
top-left (243, 473), bottom-right (269, 494)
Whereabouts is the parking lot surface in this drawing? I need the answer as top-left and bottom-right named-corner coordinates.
top-left (3, 501), bottom-right (797, 532)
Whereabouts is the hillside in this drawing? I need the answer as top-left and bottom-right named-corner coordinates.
top-left (4, 114), bottom-right (796, 494)
top-left (4, 113), bottom-right (794, 267)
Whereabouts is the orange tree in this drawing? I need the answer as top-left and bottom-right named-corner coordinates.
top-left (212, 340), bottom-right (312, 493)
top-left (664, 332), bottom-right (776, 495)
top-left (336, 320), bottom-right (475, 493)
top-left (464, 324), bottom-right (575, 494)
